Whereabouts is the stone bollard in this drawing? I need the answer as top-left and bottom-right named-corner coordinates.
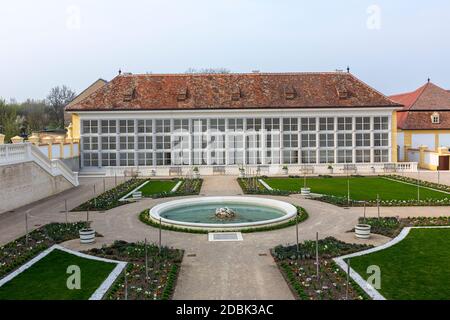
top-left (27, 133), bottom-right (40, 145)
top-left (10, 136), bottom-right (24, 144)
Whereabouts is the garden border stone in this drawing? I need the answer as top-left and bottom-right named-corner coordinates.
top-left (171, 180), bottom-right (183, 193)
top-left (333, 226), bottom-right (450, 300)
top-left (258, 179), bottom-right (273, 191)
top-left (0, 244), bottom-right (127, 300)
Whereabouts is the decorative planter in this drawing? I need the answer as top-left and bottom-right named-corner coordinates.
top-left (151, 170), bottom-right (156, 177)
top-left (282, 168), bottom-right (288, 175)
top-left (239, 170), bottom-right (245, 178)
top-left (79, 228), bottom-right (96, 244)
top-left (355, 224), bottom-right (371, 239)
top-left (301, 187), bottom-right (311, 195)
top-left (132, 191), bottom-right (142, 200)
top-left (193, 172), bottom-right (200, 179)
top-left (371, 167), bottom-right (376, 174)
top-left (327, 168), bottom-right (333, 174)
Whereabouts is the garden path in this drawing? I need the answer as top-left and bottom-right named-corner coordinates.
top-left (1, 176), bottom-right (449, 299)
top-left (199, 175), bottom-right (243, 196)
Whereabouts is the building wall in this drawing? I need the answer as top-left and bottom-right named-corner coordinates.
top-left (0, 161), bottom-right (73, 214)
top-left (71, 108), bottom-right (397, 171)
top-left (72, 113), bottom-right (81, 140)
top-left (397, 132), bottom-right (405, 161)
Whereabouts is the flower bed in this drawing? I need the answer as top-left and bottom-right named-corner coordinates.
top-left (238, 178), bottom-right (291, 196)
top-left (317, 194), bottom-right (450, 207)
top-left (86, 240), bottom-right (183, 300)
top-left (272, 237), bottom-right (371, 300)
top-left (72, 179), bottom-right (147, 211)
top-left (0, 222), bottom-right (90, 278)
top-left (149, 178), bottom-right (203, 199)
top-left (358, 216), bottom-right (450, 238)
top-left (386, 174), bottom-right (450, 192)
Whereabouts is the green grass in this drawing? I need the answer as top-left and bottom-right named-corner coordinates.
top-left (0, 249), bottom-right (117, 300)
top-left (133, 180), bottom-right (179, 197)
top-left (263, 176), bottom-right (449, 201)
top-left (350, 228), bottom-right (450, 300)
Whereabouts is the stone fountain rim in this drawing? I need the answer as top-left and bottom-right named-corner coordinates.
top-left (149, 196), bottom-right (297, 229)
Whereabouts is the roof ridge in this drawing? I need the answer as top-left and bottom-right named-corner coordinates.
top-left (119, 71), bottom-right (349, 77)
top-left (346, 73), bottom-right (402, 106)
top-left (407, 82), bottom-right (429, 111)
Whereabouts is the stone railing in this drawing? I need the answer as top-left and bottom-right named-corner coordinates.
top-left (92, 162), bottom-right (418, 177)
top-left (0, 143), bottom-right (79, 186)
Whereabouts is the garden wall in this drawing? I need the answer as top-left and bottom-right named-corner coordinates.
top-left (0, 161), bottom-right (73, 214)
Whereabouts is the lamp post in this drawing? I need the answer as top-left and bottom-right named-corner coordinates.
top-left (437, 166), bottom-right (440, 185)
top-left (347, 171), bottom-right (350, 206)
top-left (417, 170), bottom-right (420, 202)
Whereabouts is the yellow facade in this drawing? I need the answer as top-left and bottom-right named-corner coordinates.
top-left (71, 113), bottom-right (81, 141)
top-left (391, 111), bottom-right (398, 162)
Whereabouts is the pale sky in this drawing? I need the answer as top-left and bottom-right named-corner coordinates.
top-left (1, 0), bottom-right (449, 102)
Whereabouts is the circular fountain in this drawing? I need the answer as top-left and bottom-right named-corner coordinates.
top-left (149, 196), bottom-right (297, 231)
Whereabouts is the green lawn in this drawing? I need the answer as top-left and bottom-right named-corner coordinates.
top-left (263, 176), bottom-right (449, 201)
top-left (0, 249), bottom-right (117, 300)
top-left (134, 180), bottom-right (179, 197)
top-left (349, 228), bottom-right (450, 300)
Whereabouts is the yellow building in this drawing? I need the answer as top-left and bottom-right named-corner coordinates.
top-left (391, 81), bottom-right (450, 170)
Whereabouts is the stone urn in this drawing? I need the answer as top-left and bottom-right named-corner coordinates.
top-left (301, 187), bottom-right (311, 195)
top-left (327, 167), bottom-right (333, 174)
top-left (215, 207), bottom-right (236, 219)
top-left (132, 191), bottom-right (142, 200)
top-left (193, 171), bottom-right (200, 179)
top-left (239, 170), bottom-right (245, 178)
top-left (79, 228), bottom-right (96, 244)
top-left (355, 224), bottom-right (371, 239)
top-left (282, 167), bottom-right (288, 175)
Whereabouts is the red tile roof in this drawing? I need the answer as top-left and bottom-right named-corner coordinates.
top-left (390, 82), bottom-right (450, 111)
top-left (396, 111), bottom-right (450, 130)
top-left (391, 82), bottom-right (450, 130)
top-left (66, 72), bottom-right (401, 112)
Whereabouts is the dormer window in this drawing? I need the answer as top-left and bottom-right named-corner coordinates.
top-left (431, 112), bottom-right (440, 124)
top-left (336, 85), bottom-right (349, 99)
top-left (177, 87), bottom-right (188, 101)
top-left (123, 87), bottom-right (136, 102)
top-left (231, 87), bottom-right (241, 101)
top-left (284, 86), bottom-right (296, 100)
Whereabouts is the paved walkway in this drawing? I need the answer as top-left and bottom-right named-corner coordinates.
top-left (200, 175), bottom-right (243, 196)
top-left (0, 175), bottom-right (449, 299)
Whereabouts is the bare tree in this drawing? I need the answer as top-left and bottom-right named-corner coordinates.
top-left (46, 85), bottom-right (76, 129)
top-left (185, 67), bottom-right (231, 74)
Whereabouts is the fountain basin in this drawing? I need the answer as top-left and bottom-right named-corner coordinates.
top-left (149, 196), bottom-right (297, 231)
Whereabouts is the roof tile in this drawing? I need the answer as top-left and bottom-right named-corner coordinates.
top-left (66, 72), bottom-right (400, 111)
